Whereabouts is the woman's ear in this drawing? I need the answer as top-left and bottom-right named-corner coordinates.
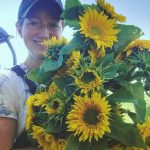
top-left (16, 22), bottom-right (22, 38)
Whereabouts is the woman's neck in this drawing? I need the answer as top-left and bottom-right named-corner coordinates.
top-left (23, 57), bottom-right (43, 71)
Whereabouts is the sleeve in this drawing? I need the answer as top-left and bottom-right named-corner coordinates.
top-left (0, 70), bottom-right (18, 120)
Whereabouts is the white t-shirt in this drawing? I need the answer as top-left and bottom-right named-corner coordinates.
top-left (0, 65), bottom-right (32, 139)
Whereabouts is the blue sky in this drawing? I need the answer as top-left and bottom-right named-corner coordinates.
top-left (0, 0), bottom-right (150, 68)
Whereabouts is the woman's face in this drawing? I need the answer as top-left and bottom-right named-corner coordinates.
top-left (17, 8), bottom-right (63, 60)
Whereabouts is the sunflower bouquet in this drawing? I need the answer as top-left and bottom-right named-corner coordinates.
top-left (26, 0), bottom-right (150, 149)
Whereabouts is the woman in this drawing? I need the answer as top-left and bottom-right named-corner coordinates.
top-left (0, 0), bottom-right (64, 149)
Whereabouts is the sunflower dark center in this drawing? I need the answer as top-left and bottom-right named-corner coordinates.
top-left (83, 108), bottom-right (99, 125)
top-left (91, 26), bottom-right (101, 36)
top-left (52, 100), bottom-right (59, 110)
top-left (81, 71), bottom-right (96, 84)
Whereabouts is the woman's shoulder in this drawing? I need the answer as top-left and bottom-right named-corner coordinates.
top-left (0, 69), bottom-right (13, 84)
top-left (0, 68), bottom-right (18, 77)
top-left (0, 69), bottom-right (20, 119)
top-left (0, 69), bottom-right (19, 87)
top-left (0, 68), bottom-right (29, 119)
top-left (0, 67), bottom-right (30, 101)
top-left (0, 68), bottom-right (28, 95)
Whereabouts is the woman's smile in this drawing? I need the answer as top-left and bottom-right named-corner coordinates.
top-left (33, 40), bottom-right (47, 50)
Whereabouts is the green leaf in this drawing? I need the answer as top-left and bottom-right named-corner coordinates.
top-left (53, 76), bottom-right (69, 90)
top-left (83, 4), bottom-right (101, 12)
top-left (117, 62), bottom-right (129, 78)
top-left (53, 76), bottom-right (75, 95)
top-left (145, 105), bottom-right (150, 120)
top-left (134, 101), bottom-right (146, 122)
top-left (120, 81), bottom-right (145, 100)
top-left (66, 134), bottom-right (80, 150)
top-left (99, 53), bottom-right (114, 68)
top-left (129, 71), bottom-right (144, 81)
top-left (46, 120), bottom-right (66, 134)
top-left (64, 19), bottom-right (80, 29)
top-left (78, 141), bottom-right (90, 150)
top-left (33, 110), bottom-right (48, 121)
top-left (102, 64), bottom-right (120, 79)
top-left (113, 24), bottom-right (144, 53)
top-left (63, 0), bottom-right (84, 21)
top-left (59, 32), bottom-right (86, 55)
top-left (26, 67), bottom-right (42, 83)
top-left (109, 87), bottom-right (136, 103)
top-left (90, 139), bottom-right (107, 150)
top-left (59, 41), bottom-right (80, 55)
top-left (41, 56), bottom-right (63, 72)
top-left (107, 115), bottom-right (146, 148)
top-left (127, 111), bottom-right (139, 124)
top-left (109, 82), bottom-right (146, 121)
top-left (27, 67), bottom-right (53, 85)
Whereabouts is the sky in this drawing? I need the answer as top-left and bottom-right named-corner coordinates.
top-left (0, 0), bottom-right (150, 68)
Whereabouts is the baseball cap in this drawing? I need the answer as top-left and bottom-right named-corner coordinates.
top-left (18, 0), bottom-right (63, 20)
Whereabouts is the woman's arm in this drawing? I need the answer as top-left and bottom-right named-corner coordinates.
top-left (0, 117), bottom-right (42, 150)
top-left (0, 117), bottom-right (16, 150)
top-left (0, 73), bottom-right (41, 150)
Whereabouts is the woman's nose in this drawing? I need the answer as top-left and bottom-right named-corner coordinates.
top-left (38, 27), bottom-right (51, 39)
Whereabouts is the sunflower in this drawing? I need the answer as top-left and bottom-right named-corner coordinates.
top-left (31, 125), bottom-right (57, 150)
top-left (25, 92), bottom-right (49, 130)
top-left (97, 0), bottom-right (126, 22)
top-left (48, 82), bottom-right (59, 95)
top-left (137, 117), bottom-right (150, 143)
top-left (45, 97), bottom-right (65, 114)
top-left (124, 40), bottom-right (150, 57)
top-left (33, 92), bottom-right (49, 107)
top-left (42, 36), bottom-right (68, 49)
top-left (115, 40), bottom-right (150, 61)
top-left (65, 50), bottom-right (81, 74)
top-left (26, 94), bottom-right (38, 130)
top-left (115, 52), bottom-right (123, 62)
top-left (57, 50), bottom-right (81, 76)
top-left (79, 8), bottom-right (120, 50)
top-left (57, 139), bottom-right (67, 150)
top-left (88, 48), bottom-right (106, 63)
top-left (75, 69), bottom-right (103, 94)
top-left (66, 92), bottom-right (111, 142)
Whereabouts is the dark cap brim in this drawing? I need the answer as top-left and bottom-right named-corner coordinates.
top-left (18, 0), bottom-right (63, 20)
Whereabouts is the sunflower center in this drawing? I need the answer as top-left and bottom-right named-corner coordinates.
top-left (52, 100), bottom-right (59, 110)
top-left (83, 108), bottom-right (99, 125)
top-left (90, 26), bottom-right (101, 36)
top-left (81, 71), bottom-right (96, 84)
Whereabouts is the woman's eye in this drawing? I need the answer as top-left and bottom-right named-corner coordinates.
top-left (30, 21), bottom-right (41, 26)
top-left (49, 24), bottom-right (59, 29)
top-left (27, 18), bottom-right (41, 27)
